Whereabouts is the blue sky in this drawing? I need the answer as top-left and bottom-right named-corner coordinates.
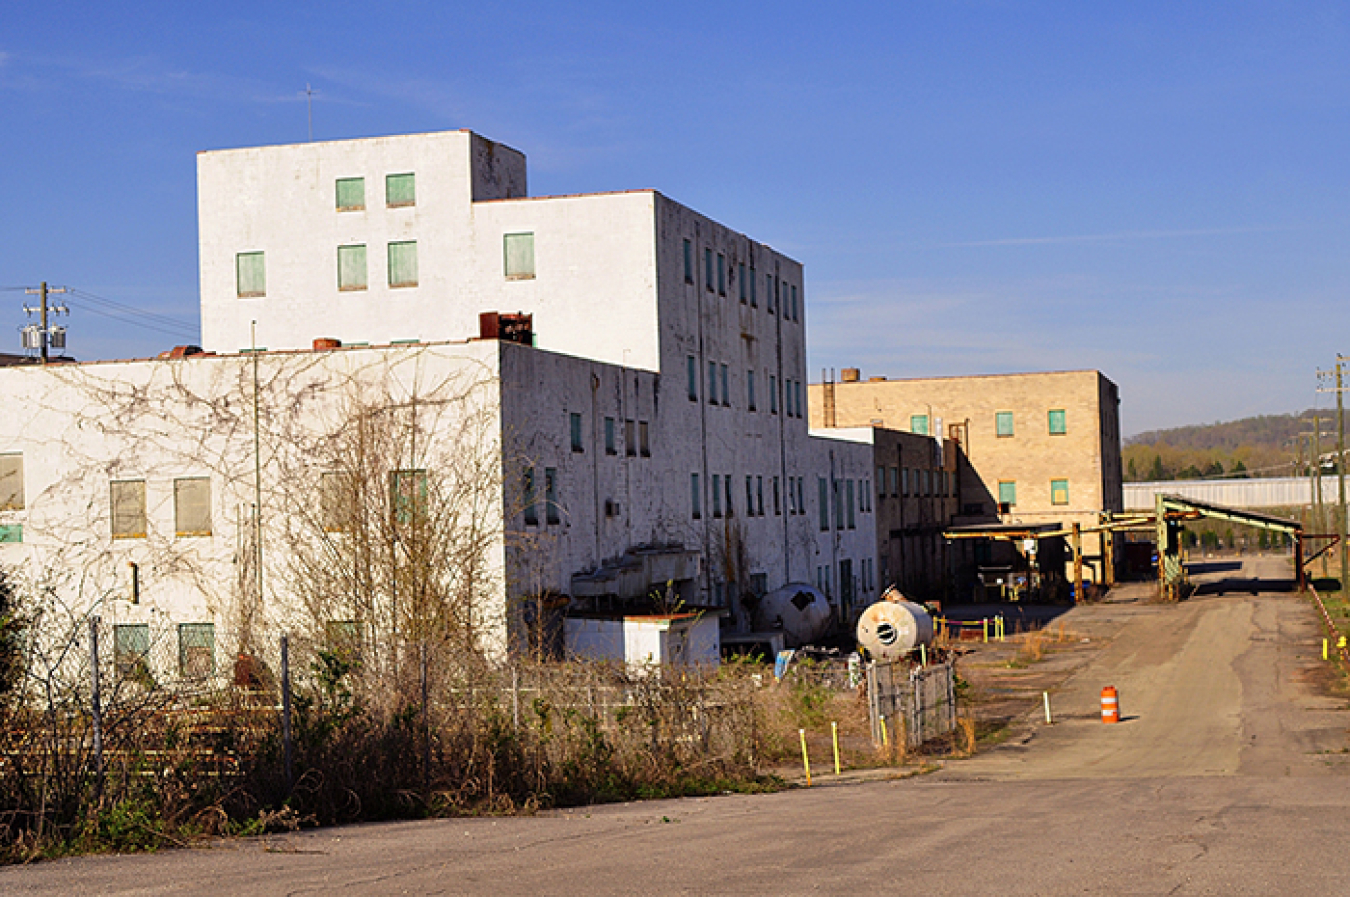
top-left (3, 2), bottom-right (1349, 436)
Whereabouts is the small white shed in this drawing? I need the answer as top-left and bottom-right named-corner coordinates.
top-left (564, 613), bottom-right (721, 668)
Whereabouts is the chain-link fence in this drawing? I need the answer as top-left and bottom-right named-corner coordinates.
top-left (865, 660), bottom-right (958, 749)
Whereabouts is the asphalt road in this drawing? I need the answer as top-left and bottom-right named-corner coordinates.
top-left (6, 556), bottom-right (1349, 895)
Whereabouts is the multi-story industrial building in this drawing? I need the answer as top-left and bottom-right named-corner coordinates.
top-left (809, 368), bottom-right (1123, 587)
top-left (0, 130), bottom-right (881, 673)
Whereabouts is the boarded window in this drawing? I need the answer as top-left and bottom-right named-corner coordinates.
top-left (236, 251), bottom-right (265, 298)
top-left (818, 477), bottom-right (829, 531)
top-left (998, 481), bottom-right (1017, 508)
top-left (1051, 478), bottom-right (1070, 505)
top-left (114, 623), bottom-right (150, 678)
top-left (388, 241), bottom-right (418, 288)
top-left (386, 172), bottom-right (415, 207)
top-left (390, 469), bottom-right (428, 530)
top-left (1049, 408), bottom-right (1067, 435)
top-left (996, 411), bottom-right (1014, 437)
top-left (504, 232), bottom-right (535, 279)
top-left (0, 454), bottom-right (22, 511)
top-left (179, 623), bottom-right (215, 678)
top-left (173, 477), bottom-right (211, 537)
top-left (111, 480), bottom-right (147, 539)
top-left (336, 177), bottom-right (365, 210)
top-left (570, 413), bottom-right (584, 452)
top-left (544, 467), bottom-right (559, 524)
top-left (0, 524), bottom-right (19, 543)
top-left (523, 467), bottom-right (537, 525)
top-left (338, 244), bottom-right (367, 291)
top-left (320, 471), bottom-right (349, 532)
top-left (691, 473), bottom-right (701, 519)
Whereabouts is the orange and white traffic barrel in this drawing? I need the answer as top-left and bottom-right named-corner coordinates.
top-left (1101, 686), bottom-right (1120, 724)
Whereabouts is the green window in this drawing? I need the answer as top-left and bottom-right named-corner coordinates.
top-left (1051, 479), bottom-right (1070, 506)
top-left (998, 481), bottom-right (1017, 507)
top-left (236, 251), bottom-right (265, 298)
top-left (178, 623), bottom-right (215, 678)
top-left (113, 623), bottom-right (150, 678)
top-left (1049, 409), bottom-right (1067, 435)
top-left (173, 477), bottom-right (212, 537)
top-left (390, 469), bottom-right (428, 529)
top-left (388, 241), bottom-right (418, 288)
top-left (0, 524), bottom-right (21, 543)
top-left (111, 480), bottom-right (147, 539)
top-left (570, 413), bottom-right (583, 452)
top-left (338, 244), bottom-right (367, 291)
top-left (336, 177), bottom-right (365, 210)
top-left (385, 172), bottom-right (415, 207)
top-left (996, 411), bottom-right (1014, 437)
top-left (910, 415), bottom-right (929, 436)
top-left (504, 232), bottom-right (535, 279)
top-left (0, 454), bottom-right (22, 510)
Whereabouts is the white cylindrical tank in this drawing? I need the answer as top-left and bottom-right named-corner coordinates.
top-left (856, 589), bottom-right (934, 662)
top-left (753, 583), bottom-right (833, 647)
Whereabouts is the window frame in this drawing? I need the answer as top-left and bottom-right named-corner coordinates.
top-left (1051, 478), bottom-right (1070, 506)
top-left (996, 411), bottom-right (1014, 438)
top-left (337, 243), bottom-right (368, 292)
top-left (998, 480), bottom-right (1017, 508)
top-left (336, 177), bottom-right (365, 211)
top-left (503, 232), bottom-right (536, 280)
top-left (385, 172), bottom-right (415, 208)
top-left (235, 251), bottom-right (266, 298)
top-left (1049, 408), bottom-right (1067, 436)
top-left (388, 240), bottom-right (419, 288)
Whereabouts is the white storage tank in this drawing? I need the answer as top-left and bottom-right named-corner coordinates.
top-left (752, 583), bottom-right (833, 647)
top-left (855, 588), bottom-right (934, 663)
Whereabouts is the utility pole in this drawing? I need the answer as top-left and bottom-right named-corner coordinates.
top-left (22, 282), bottom-right (69, 365)
top-left (302, 83), bottom-right (318, 142)
top-left (1317, 361), bottom-right (1349, 598)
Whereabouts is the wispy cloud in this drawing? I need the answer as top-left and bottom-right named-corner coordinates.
top-left (937, 225), bottom-right (1293, 248)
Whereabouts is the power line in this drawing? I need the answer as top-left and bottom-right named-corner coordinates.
top-left (63, 299), bottom-right (198, 341)
top-left (67, 288), bottom-right (197, 334)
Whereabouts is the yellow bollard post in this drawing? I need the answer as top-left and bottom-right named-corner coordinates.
top-left (880, 717), bottom-right (889, 748)
top-left (831, 721), bottom-right (841, 775)
top-left (799, 728), bottom-right (812, 786)
top-left (1325, 638), bottom-right (1330, 661)
top-left (920, 643), bottom-right (927, 667)
top-left (983, 618), bottom-right (989, 643)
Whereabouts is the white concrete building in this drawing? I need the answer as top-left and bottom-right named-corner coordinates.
top-left (0, 129), bottom-right (880, 674)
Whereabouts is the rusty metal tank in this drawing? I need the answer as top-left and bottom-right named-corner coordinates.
top-left (855, 588), bottom-right (934, 662)
top-left (752, 583), bottom-right (833, 647)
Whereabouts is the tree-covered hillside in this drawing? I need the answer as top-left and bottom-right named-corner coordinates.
top-left (1123, 410), bottom-right (1333, 482)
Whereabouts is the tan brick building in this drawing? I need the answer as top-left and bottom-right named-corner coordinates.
top-left (809, 369), bottom-right (1123, 588)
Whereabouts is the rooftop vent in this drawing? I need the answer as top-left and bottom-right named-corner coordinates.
top-left (841, 367), bottom-right (861, 383)
top-left (313, 337), bottom-right (342, 351)
top-left (479, 311), bottom-right (534, 346)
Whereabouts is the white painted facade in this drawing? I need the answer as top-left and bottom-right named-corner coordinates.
top-left (0, 129), bottom-right (881, 674)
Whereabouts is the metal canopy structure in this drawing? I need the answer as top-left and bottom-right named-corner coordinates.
top-left (1153, 493), bottom-right (1305, 601)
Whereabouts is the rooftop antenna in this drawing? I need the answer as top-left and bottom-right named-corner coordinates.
top-left (302, 83), bottom-right (318, 141)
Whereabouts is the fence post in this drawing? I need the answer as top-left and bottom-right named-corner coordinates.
top-left (511, 664), bottom-right (520, 732)
top-left (89, 616), bottom-right (104, 803)
top-left (280, 634), bottom-right (294, 795)
top-left (420, 641), bottom-right (431, 794)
